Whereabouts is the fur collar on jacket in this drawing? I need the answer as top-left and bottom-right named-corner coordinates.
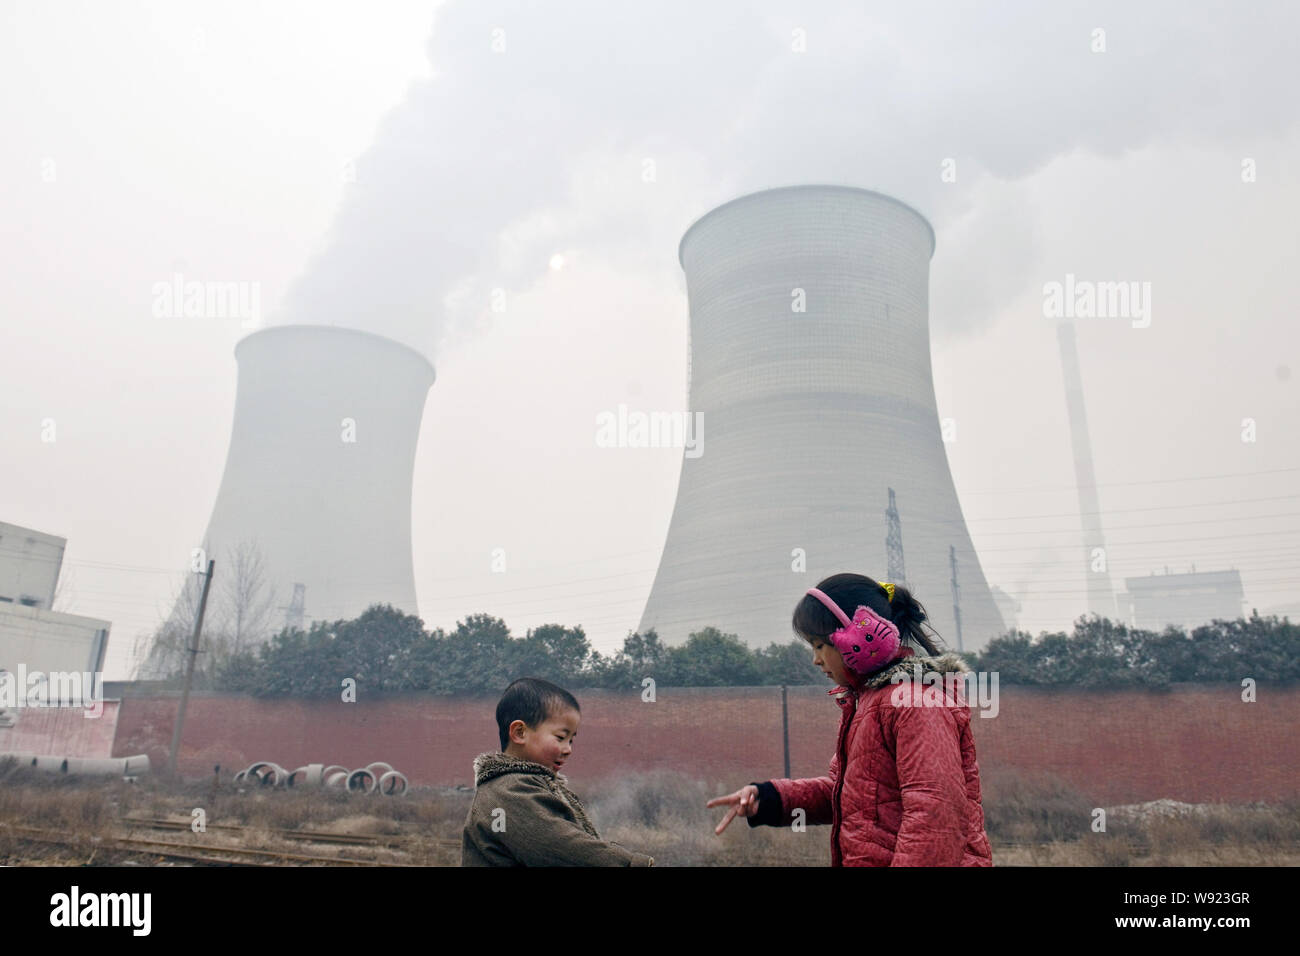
top-left (472, 751), bottom-right (601, 838)
top-left (474, 750), bottom-right (561, 785)
top-left (835, 647), bottom-right (972, 697)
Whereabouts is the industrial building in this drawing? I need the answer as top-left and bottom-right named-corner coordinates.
top-left (1119, 568), bottom-right (1246, 632)
top-left (0, 521), bottom-right (112, 727)
top-left (638, 185), bottom-right (1006, 652)
top-left (0, 521), bottom-right (64, 610)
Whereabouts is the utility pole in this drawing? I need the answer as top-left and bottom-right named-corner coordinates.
top-left (780, 684), bottom-right (790, 779)
top-left (168, 558), bottom-right (214, 778)
top-left (949, 545), bottom-right (963, 653)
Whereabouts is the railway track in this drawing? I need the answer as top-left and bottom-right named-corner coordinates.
top-left (121, 816), bottom-right (463, 850)
top-left (1, 823), bottom-right (416, 866)
top-left (125, 816), bottom-right (399, 847)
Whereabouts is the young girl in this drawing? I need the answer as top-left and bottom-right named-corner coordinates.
top-left (708, 572), bottom-right (993, 866)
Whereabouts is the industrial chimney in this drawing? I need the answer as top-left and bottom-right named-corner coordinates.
top-left (1056, 319), bottom-right (1117, 620)
top-left (638, 185), bottom-right (1005, 652)
top-left (142, 325), bottom-right (434, 675)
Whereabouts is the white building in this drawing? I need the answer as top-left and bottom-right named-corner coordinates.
top-left (0, 522), bottom-right (112, 721)
top-left (0, 521), bottom-right (65, 610)
top-left (0, 603), bottom-right (110, 676)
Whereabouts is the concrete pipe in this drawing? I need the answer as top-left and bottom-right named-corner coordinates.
top-left (345, 768), bottom-right (376, 793)
top-left (287, 763), bottom-right (325, 788)
top-left (123, 755), bottom-right (151, 776)
top-left (7, 754), bottom-right (152, 777)
top-left (321, 764), bottom-right (347, 781)
top-left (324, 772), bottom-right (348, 789)
top-left (377, 770), bottom-right (408, 796)
top-left (63, 756), bottom-right (152, 777)
top-left (246, 762), bottom-right (288, 787)
top-left (365, 761), bottom-right (394, 777)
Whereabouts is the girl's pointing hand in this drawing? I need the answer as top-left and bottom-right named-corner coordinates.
top-left (707, 784), bottom-right (760, 834)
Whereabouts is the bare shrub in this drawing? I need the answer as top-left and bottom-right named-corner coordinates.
top-left (980, 766), bottom-right (1094, 844)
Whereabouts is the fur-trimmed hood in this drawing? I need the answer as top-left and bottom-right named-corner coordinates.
top-left (473, 750), bottom-right (562, 786)
top-left (835, 647), bottom-right (972, 696)
top-left (861, 649), bottom-right (971, 690)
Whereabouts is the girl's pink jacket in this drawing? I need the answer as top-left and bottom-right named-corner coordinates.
top-left (749, 647), bottom-right (994, 866)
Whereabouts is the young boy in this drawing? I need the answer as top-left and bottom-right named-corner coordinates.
top-left (461, 676), bottom-right (654, 867)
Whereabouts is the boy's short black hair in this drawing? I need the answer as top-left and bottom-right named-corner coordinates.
top-left (495, 677), bottom-right (581, 751)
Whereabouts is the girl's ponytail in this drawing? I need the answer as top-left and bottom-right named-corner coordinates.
top-left (885, 583), bottom-right (944, 656)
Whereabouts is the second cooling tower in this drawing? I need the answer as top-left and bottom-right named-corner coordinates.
top-left (638, 185), bottom-right (1005, 652)
top-left (190, 324), bottom-right (433, 628)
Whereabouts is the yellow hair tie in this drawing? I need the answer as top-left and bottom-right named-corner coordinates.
top-left (878, 581), bottom-right (895, 602)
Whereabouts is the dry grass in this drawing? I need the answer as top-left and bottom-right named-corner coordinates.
top-left (980, 769), bottom-right (1300, 866)
top-left (585, 771), bottom-right (830, 866)
top-left (2, 757), bottom-right (1296, 866)
top-left (0, 755), bottom-right (470, 866)
top-left (0, 758), bottom-right (116, 829)
top-left (980, 766), bottom-right (1097, 844)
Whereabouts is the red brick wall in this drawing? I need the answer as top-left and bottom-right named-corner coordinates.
top-left (109, 684), bottom-right (1300, 804)
top-left (0, 700), bottom-right (121, 758)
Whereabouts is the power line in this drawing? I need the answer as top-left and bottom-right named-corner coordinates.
top-left (961, 494), bottom-right (1300, 524)
top-left (950, 465), bottom-right (1300, 495)
top-left (33, 533), bottom-right (1300, 618)
top-left (7, 477), bottom-right (1300, 578)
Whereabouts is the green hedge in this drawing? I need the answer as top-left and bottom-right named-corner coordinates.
top-left (195, 605), bottom-right (1298, 697)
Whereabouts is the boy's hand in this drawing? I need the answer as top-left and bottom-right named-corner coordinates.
top-left (707, 785), bottom-right (760, 834)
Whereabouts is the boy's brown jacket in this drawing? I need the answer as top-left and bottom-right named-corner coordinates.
top-left (461, 752), bottom-right (654, 867)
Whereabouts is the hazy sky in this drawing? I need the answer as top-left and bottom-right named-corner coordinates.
top-left (3, 0), bottom-right (1297, 679)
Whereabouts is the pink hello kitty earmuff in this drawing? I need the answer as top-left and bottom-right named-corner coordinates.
top-left (805, 586), bottom-right (902, 676)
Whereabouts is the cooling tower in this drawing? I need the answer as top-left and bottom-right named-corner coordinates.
top-left (163, 325), bottom-right (433, 644)
top-left (638, 185), bottom-right (1005, 652)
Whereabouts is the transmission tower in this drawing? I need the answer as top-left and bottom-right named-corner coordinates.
top-left (283, 583), bottom-right (305, 631)
top-left (885, 487), bottom-right (907, 587)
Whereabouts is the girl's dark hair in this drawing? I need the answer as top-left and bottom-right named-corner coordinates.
top-left (495, 677), bottom-right (581, 751)
top-left (791, 572), bottom-right (944, 656)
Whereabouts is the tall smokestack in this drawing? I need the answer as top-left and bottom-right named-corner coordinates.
top-left (639, 185), bottom-right (1005, 651)
top-left (150, 325), bottom-right (433, 669)
top-left (1056, 319), bottom-right (1117, 620)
